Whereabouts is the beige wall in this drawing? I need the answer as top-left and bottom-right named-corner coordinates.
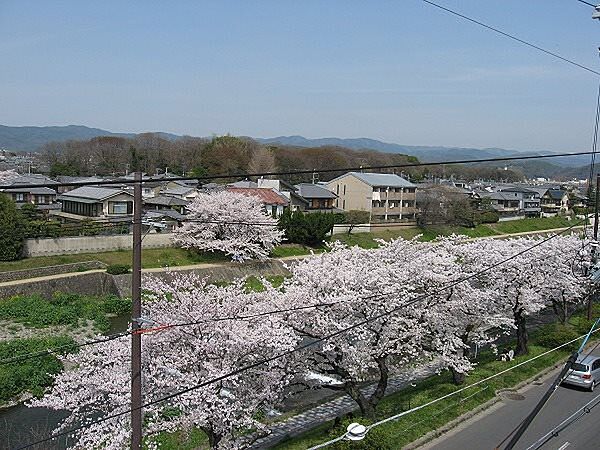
top-left (102, 193), bottom-right (134, 216)
top-left (326, 174), bottom-right (417, 221)
top-left (327, 175), bottom-right (372, 212)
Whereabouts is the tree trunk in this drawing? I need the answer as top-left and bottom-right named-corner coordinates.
top-left (369, 357), bottom-right (389, 409)
top-left (345, 382), bottom-right (376, 418)
top-left (202, 427), bottom-right (222, 450)
top-left (514, 309), bottom-right (529, 356)
top-left (451, 367), bottom-right (466, 385)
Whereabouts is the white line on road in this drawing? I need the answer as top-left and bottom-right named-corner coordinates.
top-left (557, 442), bottom-right (570, 450)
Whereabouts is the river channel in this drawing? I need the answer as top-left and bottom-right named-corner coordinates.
top-left (0, 314), bottom-right (130, 450)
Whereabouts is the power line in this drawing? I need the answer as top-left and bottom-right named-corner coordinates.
top-left (575, 0), bottom-right (597, 7)
top-left (309, 326), bottom-right (600, 450)
top-left (17, 220), bottom-right (586, 450)
top-left (421, 0), bottom-right (600, 77)
top-left (0, 151), bottom-right (596, 190)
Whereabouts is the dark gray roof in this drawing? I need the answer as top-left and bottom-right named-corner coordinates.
top-left (330, 172), bottom-right (416, 188)
top-left (58, 186), bottom-right (133, 202)
top-left (143, 196), bottom-right (188, 207)
top-left (143, 210), bottom-right (186, 221)
top-left (161, 186), bottom-right (196, 196)
top-left (294, 183), bottom-right (337, 199)
top-left (7, 174), bottom-right (59, 186)
top-left (5, 186), bottom-right (57, 195)
top-left (548, 189), bottom-right (566, 200)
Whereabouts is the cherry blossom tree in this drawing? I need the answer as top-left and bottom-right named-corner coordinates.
top-left (432, 236), bottom-right (514, 384)
top-left (456, 235), bottom-right (587, 357)
top-left (537, 234), bottom-right (590, 324)
top-left (280, 239), bottom-right (467, 417)
top-left (172, 190), bottom-right (283, 262)
top-left (30, 274), bottom-right (299, 449)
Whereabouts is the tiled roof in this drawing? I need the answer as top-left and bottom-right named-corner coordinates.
top-left (294, 183), bottom-right (337, 199)
top-left (329, 172), bottom-right (416, 188)
top-left (226, 187), bottom-right (289, 206)
top-left (58, 186), bottom-right (132, 201)
top-left (144, 196), bottom-right (188, 207)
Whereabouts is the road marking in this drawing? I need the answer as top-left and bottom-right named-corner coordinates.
top-left (557, 442), bottom-right (571, 450)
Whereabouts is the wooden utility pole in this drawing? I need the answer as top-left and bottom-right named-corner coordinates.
top-left (131, 171), bottom-right (143, 449)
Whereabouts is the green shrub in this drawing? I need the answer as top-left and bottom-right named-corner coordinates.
top-left (477, 211), bottom-right (500, 224)
top-left (0, 293), bottom-right (129, 332)
top-left (0, 194), bottom-right (26, 260)
top-left (0, 336), bottom-right (76, 403)
top-left (535, 323), bottom-right (580, 351)
top-left (103, 295), bottom-right (132, 315)
top-left (106, 264), bottom-right (131, 275)
top-left (278, 210), bottom-right (336, 246)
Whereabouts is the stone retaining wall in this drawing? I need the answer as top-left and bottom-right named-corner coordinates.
top-left (0, 272), bottom-right (119, 300)
top-left (112, 259), bottom-right (294, 298)
top-left (0, 261), bottom-right (106, 283)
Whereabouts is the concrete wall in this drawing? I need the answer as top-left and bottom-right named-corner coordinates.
top-left (0, 271), bottom-right (119, 300)
top-left (0, 259), bottom-right (297, 300)
top-left (0, 261), bottom-right (106, 283)
top-left (23, 233), bottom-right (175, 257)
top-left (112, 259), bottom-right (294, 298)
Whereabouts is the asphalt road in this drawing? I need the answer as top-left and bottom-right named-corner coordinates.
top-left (422, 355), bottom-right (600, 450)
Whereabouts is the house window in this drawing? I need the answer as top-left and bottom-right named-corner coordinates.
top-left (109, 201), bottom-right (129, 214)
top-left (336, 184), bottom-right (339, 195)
top-left (342, 199), bottom-right (346, 209)
top-left (343, 185), bottom-right (346, 195)
top-left (13, 193), bottom-right (24, 202)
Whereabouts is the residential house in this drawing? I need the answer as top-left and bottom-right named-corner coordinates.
top-left (257, 178), bottom-right (309, 211)
top-left (226, 187), bottom-right (289, 217)
top-left (1, 174), bottom-right (59, 212)
top-left (533, 188), bottom-right (570, 217)
top-left (475, 186), bottom-right (541, 219)
top-left (294, 183), bottom-right (341, 213)
top-left (54, 186), bottom-right (134, 222)
top-left (143, 195), bottom-right (188, 214)
top-left (326, 172), bottom-right (417, 222)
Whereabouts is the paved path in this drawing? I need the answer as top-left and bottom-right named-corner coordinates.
top-left (248, 362), bottom-right (442, 449)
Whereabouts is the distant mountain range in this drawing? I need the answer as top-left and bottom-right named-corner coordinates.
top-left (0, 125), bottom-right (592, 176)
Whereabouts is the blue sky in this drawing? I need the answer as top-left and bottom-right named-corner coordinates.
top-left (1, 0), bottom-right (599, 151)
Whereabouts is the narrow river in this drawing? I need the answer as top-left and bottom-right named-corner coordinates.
top-left (0, 314), bottom-right (130, 450)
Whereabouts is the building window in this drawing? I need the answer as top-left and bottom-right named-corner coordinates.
top-left (343, 185), bottom-right (346, 195)
top-left (342, 199), bottom-right (346, 209)
top-left (336, 184), bottom-right (339, 195)
top-left (109, 201), bottom-right (129, 214)
top-left (14, 193), bottom-right (24, 202)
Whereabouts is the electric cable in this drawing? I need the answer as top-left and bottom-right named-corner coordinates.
top-left (0, 151), bottom-right (596, 190)
top-left (421, 0), bottom-right (600, 76)
top-left (16, 220), bottom-right (587, 449)
top-left (308, 326), bottom-right (600, 450)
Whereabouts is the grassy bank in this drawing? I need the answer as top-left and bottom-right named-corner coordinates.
top-left (0, 336), bottom-right (77, 404)
top-left (0, 293), bottom-right (131, 333)
top-left (489, 216), bottom-right (575, 234)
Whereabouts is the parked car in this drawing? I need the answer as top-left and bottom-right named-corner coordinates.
top-left (562, 355), bottom-right (600, 391)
